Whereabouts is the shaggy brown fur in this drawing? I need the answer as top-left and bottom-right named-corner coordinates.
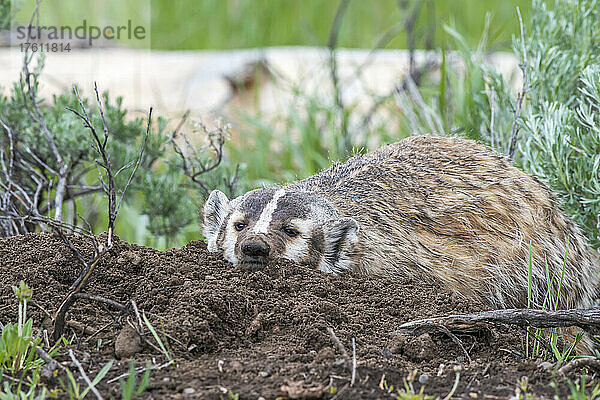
top-left (291, 136), bottom-right (599, 310)
top-left (203, 136), bottom-right (600, 351)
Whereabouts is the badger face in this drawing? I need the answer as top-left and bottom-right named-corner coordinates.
top-left (202, 188), bottom-right (359, 274)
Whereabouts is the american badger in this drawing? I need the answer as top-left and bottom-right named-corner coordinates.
top-left (203, 136), bottom-right (599, 312)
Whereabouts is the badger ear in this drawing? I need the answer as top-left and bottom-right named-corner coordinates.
top-left (202, 190), bottom-right (231, 252)
top-left (320, 217), bottom-right (359, 274)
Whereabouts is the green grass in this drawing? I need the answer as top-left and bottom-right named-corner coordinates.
top-left (17, 0), bottom-right (530, 50)
top-left (0, 281), bottom-right (156, 398)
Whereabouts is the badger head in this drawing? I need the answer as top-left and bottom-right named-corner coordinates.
top-left (202, 188), bottom-right (359, 274)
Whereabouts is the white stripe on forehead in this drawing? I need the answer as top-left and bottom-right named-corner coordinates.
top-left (252, 188), bottom-right (286, 234)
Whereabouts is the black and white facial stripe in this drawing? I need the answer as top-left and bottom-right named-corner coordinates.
top-left (202, 188), bottom-right (359, 273)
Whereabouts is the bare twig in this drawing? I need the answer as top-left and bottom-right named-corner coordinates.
top-left (106, 360), bottom-right (173, 384)
top-left (431, 324), bottom-right (471, 363)
top-left (507, 6), bottom-right (528, 161)
top-left (350, 337), bottom-right (357, 387)
top-left (69, 349), bottom-right (104, 400)
top-left (442, 366), bottom-right (462, 400)
top-left (73, 293), bottom-right (128, 313)
top-left (399, 0), bottom-right (425, 83)
top-left (114, 104), bottom-right (152, 216)
top-left (328, 0), bottom-right (351, 155)
top-left (51, 86), bottom-right (152, 340)
top-left (130, 299), bottom-right (145, 333)
top-left (19, 0), bottom-right (68, 222)
top-left (489, 85), bottom-right (496, 152)
top-left (558, 357), bottom-right (600, 376)
top-left (87, 320), bottom-right (118, 341)
top-left (36, 346), bottom-right (64, 374)
top-left (327, 327), bottom-right (349, 362)
top-left (170, 118), bottom-right (229, 195)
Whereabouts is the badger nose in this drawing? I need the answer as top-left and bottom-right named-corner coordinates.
top-left (241, 239), bottom-right (270, 257)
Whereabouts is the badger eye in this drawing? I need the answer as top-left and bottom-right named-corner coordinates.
top-left (234, 221), bottom-right (247, 232)
top-left (282, 226), bottom-right (299, 237)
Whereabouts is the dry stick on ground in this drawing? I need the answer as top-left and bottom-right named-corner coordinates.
top-left (69, 349), bottom-right (104, 400)
top-left (394, 309), bottom-right (600, 336)
top-left (327, 0), bottom-right (351, 155)
top-left (327, 327), bottom-right (350, 365)
top-left (128, 299), bottom-right (171, 355)
top-left (350, 337), bottom-right (357, 387)
top-left (36, 345), bottom-right (64, 379)
top-left (558, 357), bottom-right (600, 376)
top-left (51, 85), bottom-right (152, 340)
top-left (106, 360), bottom-right (174, 384)
top-left (489, 86), bottom-right (497, 152)
top-left (74, 293), bottom-right (128, 313)
top-left (507, 6), bottom-right (528, 161)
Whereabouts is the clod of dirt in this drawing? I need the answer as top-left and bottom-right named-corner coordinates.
top-left (393, 333), bottom-right (438, 362)
top-left (114, 323), bottom-right (142, 359)
top-left (279, 381), bottom-right (326, 399)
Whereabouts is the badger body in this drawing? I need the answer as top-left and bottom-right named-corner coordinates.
top-left (203, 136), bottom-right (599, 312)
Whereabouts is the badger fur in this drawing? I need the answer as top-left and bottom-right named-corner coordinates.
top-left (203, 136), bottom-right (599, 315)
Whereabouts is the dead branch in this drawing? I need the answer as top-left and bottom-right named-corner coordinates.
top-left (398, 0), bottom-right (425, 82)
top-left (73, 293), bottom-right (128, 313)
top-left (327, 0), bottom-right (351, 155)
top-left (394, 308), bottom-right (600, 337)
top-left (170, 117), bottom-right (229, 196)
top-left (51, 86), bottom-right (152, 340)
top-left (327, 327), bottom-right (349, 362)
top-left (350, 337), bottom-right (357, 387)
top-left (69, 349), bottom-right (104, 400)
top-left (507, 6), bottom-right (528, 161)
top-left (36, 345), bottom-right (64, 379)
top-left (106, 360), bottom-right (173, 384)
top-left (428, 323), bottom-right (472, 363)
top-left (558, 357), bottom-right (600, 377)
top-left (19, 0), bottom-right (68, 222)
top-left (489, 85), bottom-right (497, 152)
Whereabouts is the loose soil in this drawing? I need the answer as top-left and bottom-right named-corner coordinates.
top-left (0, 233), bottom-right (595, 399)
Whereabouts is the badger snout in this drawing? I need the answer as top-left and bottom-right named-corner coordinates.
top-left (239, 237), bottom-right (271, 270)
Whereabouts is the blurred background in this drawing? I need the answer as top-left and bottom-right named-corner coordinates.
top-left (34, 0), bottom-right (528, 49)
top-left (2, 0), bottom-right (599, 252)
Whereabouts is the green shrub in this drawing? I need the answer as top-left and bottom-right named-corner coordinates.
top-left (0, 55), bottom-right (240, 248)
top-left (400, 0), bottom-right (600, 248)
top-left (517, 0), bottom-right (600, 248)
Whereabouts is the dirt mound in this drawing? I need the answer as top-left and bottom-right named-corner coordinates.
top-left (0, 233), bottom-right (586, 398)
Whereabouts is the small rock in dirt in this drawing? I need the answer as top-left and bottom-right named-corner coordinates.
top-left (205, 275), bottom-right (216, 280)
top-left (117, 250), bottom-right (141, 266)
top-left (538, 361), bottom-right (553, 370)
top-left (114, 324), bottom-right (142, 359)
top-left (183, 388), bottom-right (196, 394)
top-left (418, 374), bottom-right (429, 384)
top-left (258, 371), bottom-right (269, 378)
top-left (381, 347), bottom-right (393, 359)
